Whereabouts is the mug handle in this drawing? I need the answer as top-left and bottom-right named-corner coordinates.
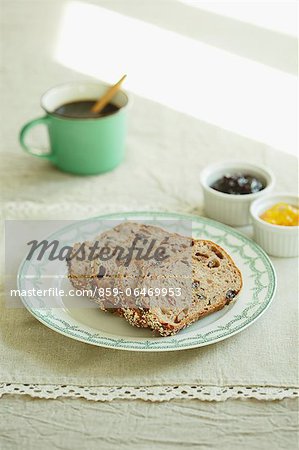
top-left (19, 116), bottom-right (53, 160)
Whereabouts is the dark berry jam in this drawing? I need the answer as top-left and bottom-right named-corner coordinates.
top-left (210, 173), bottom-right (265, 195)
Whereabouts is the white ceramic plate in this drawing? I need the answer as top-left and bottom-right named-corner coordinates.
top-left (17, 212), bottom-right (276, 351)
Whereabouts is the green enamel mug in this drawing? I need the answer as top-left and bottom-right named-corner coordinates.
top-left (19, 82), bottom-right (130, 175)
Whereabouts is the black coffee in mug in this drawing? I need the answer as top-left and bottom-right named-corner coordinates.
top-left (54, 100), bottom-right (120, 119)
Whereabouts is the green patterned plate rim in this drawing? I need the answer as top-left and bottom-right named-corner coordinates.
top-left (17, 211), bottom-right (277, 351)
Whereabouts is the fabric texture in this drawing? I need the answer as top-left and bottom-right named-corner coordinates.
top-left (0, 396), bottom-right (297, 450)
top-left (1, 0), bottom-right (298, 400)
top-left (0, 149), bottom-right (298, 394)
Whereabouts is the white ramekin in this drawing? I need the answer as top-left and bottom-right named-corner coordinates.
top-left (200, 161), bottom-right (275, 226)
top-left (250, 193), bottom-right (299, 257)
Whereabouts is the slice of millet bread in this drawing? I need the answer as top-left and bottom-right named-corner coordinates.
top-left (121, 239), bottom-right (242, 336)
top-left (68, 222), bottom-right (143, 310)
top-left (68, 222), bottom-right (191, 310)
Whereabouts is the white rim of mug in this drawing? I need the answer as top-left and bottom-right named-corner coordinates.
top-left (40, 81), bottom-right (131, 121)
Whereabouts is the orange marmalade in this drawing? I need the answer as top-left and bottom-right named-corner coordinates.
top-left (260, 202), bottom-right (299, 226)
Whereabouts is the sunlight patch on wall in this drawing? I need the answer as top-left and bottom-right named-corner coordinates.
top-left (178, 0), bottom-right (298, 37)
top-left (54, 1), bottom-right (297, 155)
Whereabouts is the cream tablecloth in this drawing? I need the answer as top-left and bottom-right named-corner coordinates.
top-left (1, 1), bottom-right (298, 449)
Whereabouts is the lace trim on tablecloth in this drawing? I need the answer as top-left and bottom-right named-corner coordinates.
top-left (0, 384), bottom-right (298, 402)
